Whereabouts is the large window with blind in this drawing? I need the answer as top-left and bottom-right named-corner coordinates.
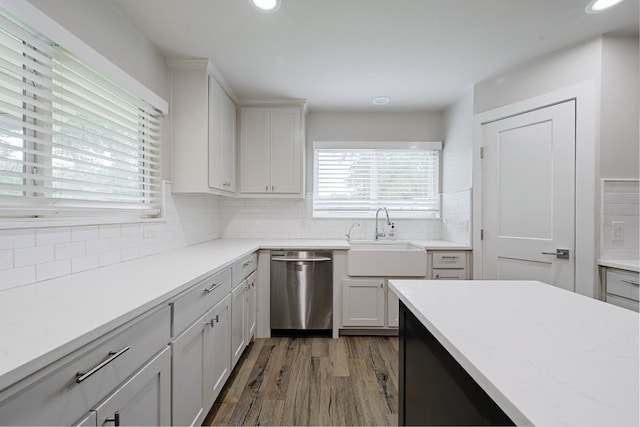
top-left (313, 141), bottom-right (441, 218)
top-left (0, 9), bottom-right (162, 221)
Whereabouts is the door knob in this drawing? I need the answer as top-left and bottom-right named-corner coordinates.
top-left (541, 249), bottom-right (570, 259)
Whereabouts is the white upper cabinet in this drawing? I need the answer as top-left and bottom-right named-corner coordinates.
top-left (169, 60), bottom-right (236, 195)
top-left (209, 78), bottom-right (236, 193)
top-left (239, 106), bottom-right (305, 198)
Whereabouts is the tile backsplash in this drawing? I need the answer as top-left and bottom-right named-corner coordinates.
top-left (1, 185), bottom-right (444, 291)
top-left (601, 179), bottom-right (639, 260)
top-left (441, 188), bottom-right (472, 246)
top-left (217, 194), bottom-right (442, 241)
top-left (0, 182), bottom-right (224, 291)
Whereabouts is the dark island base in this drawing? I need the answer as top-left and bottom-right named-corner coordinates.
top-left (399, 301), bottom-right (515, 426)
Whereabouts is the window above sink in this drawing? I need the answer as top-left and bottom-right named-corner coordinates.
top-left (312, 141), bottom-right (442, 219)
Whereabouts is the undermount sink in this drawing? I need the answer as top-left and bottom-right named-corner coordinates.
top-left (347, 240), bottom-right (427, 277)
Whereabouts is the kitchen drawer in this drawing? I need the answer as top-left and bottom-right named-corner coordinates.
top-left (232, 253), bottom-right (257, 286)
top-left (432, 252), bottom-right (466, 269)
top-left (0, 305), bottom-right (170, 426)
top-left (172, 268), bottom-right (232, 337)
top-left (606, 269), bottom-right (639, 302)
top-left (606, 294), bottom-right (639, 312)
top-left (432, 269), bottom-right (467, 280)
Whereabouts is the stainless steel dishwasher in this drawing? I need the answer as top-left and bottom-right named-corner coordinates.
top-left (270, 250), bottom-right (332, 333)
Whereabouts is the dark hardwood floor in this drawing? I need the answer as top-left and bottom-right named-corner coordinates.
top-left (204, 336), bottom-right (399, 426)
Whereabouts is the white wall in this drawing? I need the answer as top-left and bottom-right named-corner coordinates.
top-left (473, 38), bottom-right (602, 114)
top-left (600, 35), bottom-right (639, 179)
top-left (25, 0), bottom-right (169, 101)
top-left (442, 91), bottom-right (474, 193)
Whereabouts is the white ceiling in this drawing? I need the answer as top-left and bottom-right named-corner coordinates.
top-left (111, 0), bottom-right (639, 112)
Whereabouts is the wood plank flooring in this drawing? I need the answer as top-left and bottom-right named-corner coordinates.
top-left (204, 336), bottom-right (399, 426)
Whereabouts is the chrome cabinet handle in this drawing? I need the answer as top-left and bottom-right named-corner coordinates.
top-left (75, 347), bottom-right (130, 383)
top-left (204, 283), bottom-right (221, 293)
top-left (105, 411), bottom-right (120, 426)
top-left (441, 256), bottom-right (459, 260)
top-left (541, 249), bottom-right (570, 259)
top-left (621, 279), bottom-right (639, 286)
top-left (243, 260), bottom-right (253, 267)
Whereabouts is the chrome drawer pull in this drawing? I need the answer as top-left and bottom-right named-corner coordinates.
top-left (75, 346), bottom-right (130, 383)
top-left (621, 279), bottom-right (639, 286)
top-left (441, 256), bottom-right (459, 260)
top-left (243, 260), bottom-right (253, 267)
top-left (204, 283), bottom-right (221, 293)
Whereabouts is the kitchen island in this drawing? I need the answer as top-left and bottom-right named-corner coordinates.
top-left (389, 280), bottom-right (639, 426)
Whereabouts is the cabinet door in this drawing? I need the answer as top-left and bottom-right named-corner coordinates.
top-left (246, 272), bottom-right (257, 341)
top-left (171, 313), bottom-right (210, 426)
top-left (240, 108), bottom-right (271, 193)
top-left (270, 107), bottom-right (301, 194)
top-left (222, 91), bottom-right (236, 192)
top-left (94, 347), bottom-right (171, 427)
top-left (231, 281), bottom-right (247, 367)
top-left (208, 78), bottom-right (225, 191)
top-left (209, 79), bottom-right (236, 193)
top-left (342, 279), bottom-right (385, 327)
top-left (206, 295), bottom-right (232, 402)
top-left (387, 286), bottom-right (399, 328)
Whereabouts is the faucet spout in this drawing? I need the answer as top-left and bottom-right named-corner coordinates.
top-left (374, 207), bottom-right (391, 240)
top-left (345, 222), bottom-right (360, 241)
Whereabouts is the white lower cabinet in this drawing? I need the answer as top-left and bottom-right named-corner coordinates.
top-left (0, 253), bottom-right (259, 427)
top-left (231, 280), bottom-right (247, 368)
top-left (0, 306), bottom-right (170, 426)
top-left (79, 347), bottom-right (171, 426)
top-left (603, 268), bottom-right (639, 312)
top-left (171, 294), bottom-right (231, 427)
top-left (342, 279), bottom-right (386, 327)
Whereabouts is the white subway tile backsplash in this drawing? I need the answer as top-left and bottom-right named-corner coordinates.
top-left (99, 225), bottom-right (121, 239)
top-left (0, 229), bottom-right (36, 250)
top-left (36, 259), bottom-right (71, 282)
top-left (36, 228), bottom-right (71, 246)
top-left (71, 254), bottom-right (100, 273)
top-left (99, 250), bottom-right (122, 267)
top-left (0, 266), bottom-right (35, 291)
top-left (72, 226), bottom-right (100, 242)
top-left (601, 179), bottom-right (639, 260)
top-left (55, 241), bottom-right (85, 260)
top-left (0, 249), bottom-right (13, 271)
top-left (14, 245), bottom-right (54, 267)
top-left (86, 239), bottom-right (111, 255)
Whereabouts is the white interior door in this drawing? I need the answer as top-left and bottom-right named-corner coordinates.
top-left (482, 100), bottom-right (576, 291)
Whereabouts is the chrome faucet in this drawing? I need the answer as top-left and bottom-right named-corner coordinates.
top-left (345, 222), bottom-right (360, 241)
top-left (374, 207), bottom-right (391, 240)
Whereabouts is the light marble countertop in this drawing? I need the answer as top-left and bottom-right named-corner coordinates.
top-left (0, 237), bottom-right (468, 393)
top-left (597, 258), bottom-right (640, 273)
top-left (389, 280), bottom-right (640, 426)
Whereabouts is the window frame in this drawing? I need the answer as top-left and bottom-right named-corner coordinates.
top-left (0, 6), bottom-right (166, 226)
top-left (312, 141), bottom-right (442, 219)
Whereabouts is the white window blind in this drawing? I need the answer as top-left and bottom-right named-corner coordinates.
top-left (0, 10), bottom-right (162, 220)
top-left (313, 141), bottom-right (441, 218)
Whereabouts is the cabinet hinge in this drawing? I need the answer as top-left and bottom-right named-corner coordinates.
top-left (480, 147), bottom-right (484, 159)
top-left (480, 229), bottom-right (484, 240)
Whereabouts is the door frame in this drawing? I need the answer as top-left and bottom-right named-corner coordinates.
top-left (472, 81), bottom-right (598, 297)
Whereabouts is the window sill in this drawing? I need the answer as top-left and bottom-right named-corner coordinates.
top-left (0, 216), bottom-right (167, 230)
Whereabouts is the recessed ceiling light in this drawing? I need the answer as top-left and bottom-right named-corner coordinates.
top-left (250, 0), bottom-right (281, 13)
top-left (585, 0), bottom-right (625, 13)
top-left (372, 96), bottom-right (391, 106)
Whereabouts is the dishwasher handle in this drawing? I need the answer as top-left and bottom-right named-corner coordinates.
top-left (271, 257), bottom-right (332, 262)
